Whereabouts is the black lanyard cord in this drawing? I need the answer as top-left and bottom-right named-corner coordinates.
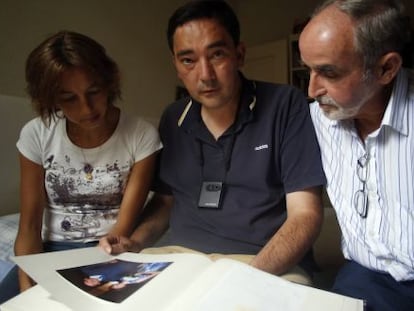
top-left (196, 132), bottom-right (237, 179)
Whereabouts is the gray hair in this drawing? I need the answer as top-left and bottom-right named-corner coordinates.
top-left (313, 0), bottom-right (411, 70)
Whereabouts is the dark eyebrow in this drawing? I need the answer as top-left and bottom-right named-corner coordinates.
top-left (59, 82), bottom-right (99, 94)
top-left (58, 89), bottom-right (73, 95)
top-left (207, 40), bottom-right (227, 50)
top-left (175, 40), bottom-right (228, 58)
top-left (314, 64), bottom-right (338, 73)
top-left (176, 49), bottom-right (194, 58)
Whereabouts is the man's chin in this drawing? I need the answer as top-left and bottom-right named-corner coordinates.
top-left (322, 109), bottom-right (355, 121)
top-left (319, 104), bottom-right (335, 117)
top-left (323, 112), bottom-right (342, 121)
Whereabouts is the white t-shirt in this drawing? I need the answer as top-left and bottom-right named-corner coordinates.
top-left (16, 111), bottom-right (162, 243)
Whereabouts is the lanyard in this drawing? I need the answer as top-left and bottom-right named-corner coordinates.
top-left (196, 131), bottom-right (237, 174)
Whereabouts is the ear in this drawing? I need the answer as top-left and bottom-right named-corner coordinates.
top-left (236, 42), bottom-right (246, 68)
top-left (376, 52), bottom-right (402, 85)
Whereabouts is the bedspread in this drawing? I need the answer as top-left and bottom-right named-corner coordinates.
top-left (0, 213), bottom-right (19, 261)
top-left (0, 213), bottom-right (19, 282)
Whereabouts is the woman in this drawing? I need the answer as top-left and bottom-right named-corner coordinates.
top-left (12, 31), bottom-right (162, 293)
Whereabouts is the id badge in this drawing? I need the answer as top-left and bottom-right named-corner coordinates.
top-left (198, 181), bottom-right (223, 209)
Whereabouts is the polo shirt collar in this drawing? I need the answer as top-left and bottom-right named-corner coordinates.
top-left (236, 74), bottom-right (256, 129)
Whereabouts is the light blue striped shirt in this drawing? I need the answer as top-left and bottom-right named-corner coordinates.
top-left (310, 69), bottom-right (414, 281)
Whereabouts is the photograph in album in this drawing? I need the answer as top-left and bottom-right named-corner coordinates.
top-left (57, 259), bottom-right (172, 303)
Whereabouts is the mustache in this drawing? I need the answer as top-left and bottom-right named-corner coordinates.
top-left (316, 96), bottom-right (337, 106)
top-left (198, 80), bottom-right (218, 90)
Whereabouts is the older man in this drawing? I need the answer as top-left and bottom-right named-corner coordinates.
top-left (300, 0), bottom-right (414, 310)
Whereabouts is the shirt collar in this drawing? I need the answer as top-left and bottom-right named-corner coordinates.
top-left (381, 68), bottom-right (409, 136)
top-left (324, 68), bottom-right (410, 135)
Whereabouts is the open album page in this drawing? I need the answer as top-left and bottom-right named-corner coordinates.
top-left (166, 258), bottom-right (364, 311)
top-left (11, 247), bottom-right (214, 311)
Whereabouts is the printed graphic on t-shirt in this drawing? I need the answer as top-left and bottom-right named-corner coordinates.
top-left (43, 153), bottom-right (132, 241)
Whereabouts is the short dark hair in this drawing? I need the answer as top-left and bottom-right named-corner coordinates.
top-left (25, 30), bottom-right (121, 123)
top-left (167, 0), bottom-right (240, 52)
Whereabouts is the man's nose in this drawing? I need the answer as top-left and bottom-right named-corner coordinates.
top-left (308, 72), bottom-right (326, 99)
top-left (199, 58), bottom-right (216, 82)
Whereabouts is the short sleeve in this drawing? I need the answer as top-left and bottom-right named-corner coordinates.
top-left (132, 118), bottom-right (163, 163)
top-left (16, 117), bottom-right (44, 165)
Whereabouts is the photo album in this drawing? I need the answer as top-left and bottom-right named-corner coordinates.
top-left (2, 247), bottom-right (364, 311)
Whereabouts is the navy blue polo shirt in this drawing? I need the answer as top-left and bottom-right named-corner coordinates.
top-left (155, 76), bottom-right (325, 255)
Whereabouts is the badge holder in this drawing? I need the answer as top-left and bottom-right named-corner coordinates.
top-left (198, 181), bottom-right (224, 209)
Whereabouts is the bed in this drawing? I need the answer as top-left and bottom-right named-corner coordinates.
top-left (0, 213), bottom-right (19, 282)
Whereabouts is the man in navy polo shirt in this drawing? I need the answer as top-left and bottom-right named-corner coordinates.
top-left (101, 0), bottom-right (325, 285)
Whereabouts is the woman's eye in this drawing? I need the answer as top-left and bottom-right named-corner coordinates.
top-left (59, 94), bottom-right (76, 102)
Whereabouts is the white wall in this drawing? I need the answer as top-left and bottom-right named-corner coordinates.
top-left (0, 0), bottom-right (189, 120)
top-left (237, 0), bottom-right (414, 46)
top-left (0, 95), bottom-right (34, 216)
top-left (1, 0), bottom-right (412, 111)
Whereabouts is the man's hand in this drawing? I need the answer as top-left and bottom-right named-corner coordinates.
top-left (99, 194), bottom-right (173, 255)
top-left (99, 235), bottom-right (141, 254)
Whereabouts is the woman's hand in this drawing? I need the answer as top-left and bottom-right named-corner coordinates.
top-left (98, 235), bottom-right (142, 254)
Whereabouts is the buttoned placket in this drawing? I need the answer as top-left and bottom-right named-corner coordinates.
top-left (364, 134), bottom-right (394, 267)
